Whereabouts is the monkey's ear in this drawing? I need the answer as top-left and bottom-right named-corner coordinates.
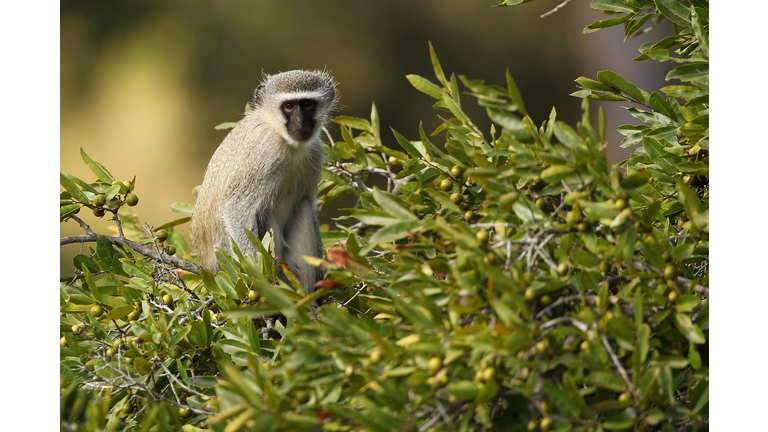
top-left (252, 84), bottom-right (266, 107)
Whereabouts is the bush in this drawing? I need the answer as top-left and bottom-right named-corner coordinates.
top-left (60, 1), bottom-right (708, 430)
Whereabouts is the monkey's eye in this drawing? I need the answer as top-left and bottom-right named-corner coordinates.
top-left (283, 102), bottom-right (295, 111)
top-left (300, 100), bottom-right (314, 109)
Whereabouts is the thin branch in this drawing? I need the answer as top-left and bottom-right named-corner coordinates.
top-left (61, 233), bottom-right (201, 274)
top-left (70, 215), bottom-right (96, 236)
top-left (540, 0), bottom-right (573, 18)
top-left (539, 316), bottom-right (593, 337)
top-left (322, 126), bottom-right (334, 147)
top-left (596, 325), bottom-right (639, 402)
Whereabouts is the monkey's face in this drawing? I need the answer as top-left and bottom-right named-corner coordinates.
top-left (281, 99), bottom-right (318, 142)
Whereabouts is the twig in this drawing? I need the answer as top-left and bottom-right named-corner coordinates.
top-left (61, 233), bottom-right (201, 274)
top-left (342, 283), bottom-right (366, 307)
top-left (157, 360), bottom-right (210, 399)
top-left (70, 215), bottom-right (96, 236)
top-left (596, 325), bottom-right (639, 402)
top-left (535, 294), bottom-right (594, 319)
top-left (533, 233), bottom-right (558, 269)
top-left (539, 316), bottom-right (593, 337)
top-left (541, 0), bottom-right (573, 18)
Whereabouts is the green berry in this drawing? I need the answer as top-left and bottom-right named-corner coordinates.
top-left (125, 193), bottom-right (139, 207)
top-left (664, 264), bottom-right (677, 280)
top-left (162, 294), bottom-right (173, 307)
top-left (90, 304), bottom-right (104, 318)
top-left (169, 346), bottom-right (183, 359)
top-left (565, 210), bottom-right (580, 225)
top-left (428, 357), bottom-right (442, 373)
top-left (92, 194), bottom-right (106, 207)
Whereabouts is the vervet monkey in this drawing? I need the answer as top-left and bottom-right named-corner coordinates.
top-left (191, 70), bottom-right (339, 294)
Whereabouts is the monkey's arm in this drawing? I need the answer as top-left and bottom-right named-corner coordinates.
top-left (283, 198), bottom-right (323, 294)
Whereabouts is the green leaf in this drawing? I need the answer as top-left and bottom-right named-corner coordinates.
top-left (602, 416), bottom-right (636, 430)
top-left (512, 199), bottom-right (548, 227)
top-left (60, 204), bottom-right (81, 221)
top-left (60, 172), bottom-right (90, 204)
top-left (576, 77), bottom-right (614, 93)
top-left (200, 268), bottom-right (224, 295)
top-left (661, 85), bottom-right (707, 100)
top-left (676, 180), bottom-right (705, 222)
top-left (428, 41), bottom-right (448, 88)
top-left (445, 381), bottom-right (479, 401)
top-left (372, 188), bottom-right (418, 222)
top-left (505, 69), bottom-right (527, 115)
top-left (215, 272), bottom-right (240, 300)
top-left (620, 172), bottom-right (649, 189)
top-left (637, 323), bottom-right (650, 363)
top-left (673, 313), bottom-right (706, 344)
top-left (553, 121), bottom-right (586, 151)
top-left (666, 63), bottom-right (708, 83)
top-left (692, 10), bottom-right (709, 57)
top-left (107, 305), bottom-right (134, 320)
top-left (487, 109), bottom-right (533, 141)
top-left (441, 92), bottom-right (470, 124)
top-left (155, 216), bottom-right (192, 231)
top-left (541, 165), bottom-right (575, 183)
top-left (214, 122), bottom-right (238, 130)
top-left (169, 202), bottom-right (194, 215)
top-left (475, 378), bottom-right (499, 404)
top-left (583, 16), bottom-right (629, 33)
top-left (649, 355), bottom-right (689, 368)
top-left (406, 74), bottom-right (444, 100)
top-left (586, 371), bottom-right (627, 392)
top-left (597, 70), bottom-right (649, 104)
top-left (333, 116), bottom-right (373, 133)
top-left (80, 148), bottom-right (114, 183)
top-left (133, 358), bottom-right (153, 375)
top-left (185, 376), bottom-right (219, 388)
top-left (170, 326), bottom-right (191, 347)
top-left (74, 255), bottom-right (100, 274)
top-left (590, 0), bottom-right (635, 13)
top-left (578, 200), bottom-right (619, 221)
top-left (654, 0), bottom-right (691, 27)
top-left (391, 127), bottom-right (423, 159)
top-left (573, 249), bottom-right (600, 267)
top-left (689, 377), bottom-right (709, 413)
top-left (368, 220), bottom-right (421, 245)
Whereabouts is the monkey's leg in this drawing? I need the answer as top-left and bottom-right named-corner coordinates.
top-left (283, 198), bottom-right (324, 294)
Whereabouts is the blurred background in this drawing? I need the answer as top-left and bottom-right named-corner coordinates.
top-left (61, 0), bottom-right (670, 272)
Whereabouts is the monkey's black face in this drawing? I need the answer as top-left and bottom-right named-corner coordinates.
top-left (282, 99), bottom-right (318, 142)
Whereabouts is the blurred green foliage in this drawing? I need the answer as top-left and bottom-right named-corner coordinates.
top-left (60, 1), bottom-right (708, 430)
